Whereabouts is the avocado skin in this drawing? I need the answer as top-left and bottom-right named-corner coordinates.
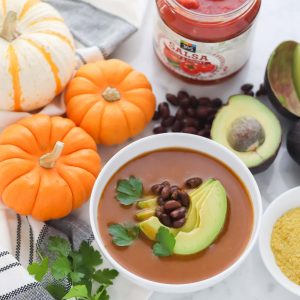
top-left (264, 70), bottom-right (299, 121)
top-left (287, 121), bottom-right (300, 165)
top-left (249, 139), bottom-right (281, 174)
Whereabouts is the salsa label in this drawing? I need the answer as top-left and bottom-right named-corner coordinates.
top-left (154, 18), bottom-right (256, 81)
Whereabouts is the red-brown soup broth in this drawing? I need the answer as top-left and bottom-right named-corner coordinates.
top-left (97, 149), bottom-right (253, 284)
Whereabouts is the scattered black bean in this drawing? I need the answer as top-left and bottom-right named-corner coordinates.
top-left (152, 110), bottom-right (160, 121)
top-left (177, 90), bottom-right (189, 100)
top-left (211, 98), bottom-right (223, 108)
top-left (241, 83), bottom-right (254, 93)
top-left (179, 96), bottom-right (191, 109)
top-left (190, 96), bottom-right (198, 108)
top-left (186, 108), bottom-right (196, 117)
top-left (183, 117), bottom-right (198, 128)
top-left (245, 91), bottom-right (254, 97)
top-left (185, 177), bottom-right (203, 189)
top-left (155, 206), bottom-right (164, 218)
top-left (161, 185), bottom-right (171, 199)
top-left (171, 120), bottom-right (183, 132)
top-left (175, 107), bottom-right (185, 120)
top-left (161, 116), bottom-right (175, 128)
top-left (157, 196), bottom-right (165, 206)
top-left (198, 97), bottom-right (211, 106)
top-left (170, 185), bottom-right (179, 193)
top-left (256, 83), bottom-right (267, 97)
top-left (196, 107), bottom-right (212, 118)
top-left (158, 102), bottom-right (170, 119)
top-left (198, 129), bottom-right (210, 138)
top-left (161, 181), bottom-right (170, 187)
top-left (166, 93), bottom-right (179, 106)
top-left (153, 126), bottom-right (167, 134)
top-left (178, 191), bottom-right (190, 207)
top-left (182, 127), bottom-right (198, 135)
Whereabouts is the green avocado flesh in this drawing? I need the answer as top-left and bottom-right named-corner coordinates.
top-left (211, 95), bottom-right (282, 169)
top-left (293, 44), bottom-right (300, 100)
top-left (138, 179), bottom-right (228, 255)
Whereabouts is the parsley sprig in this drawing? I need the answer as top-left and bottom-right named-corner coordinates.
top-left (116, 176), bottom-right (143, 205)
top-left (27, 236), bottom-right (118, 300)
top-left (153, 227), bottom-right (176, 257)
top-left (109, 223), bottom-right (140, 247)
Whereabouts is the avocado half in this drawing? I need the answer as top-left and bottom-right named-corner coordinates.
top-left (211, 95), bottom-right (282, 173)
top-left (265, 41), bottom-right (300, 119)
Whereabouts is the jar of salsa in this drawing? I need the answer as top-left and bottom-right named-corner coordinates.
top-left (154, 0), bottom-right (261, 82)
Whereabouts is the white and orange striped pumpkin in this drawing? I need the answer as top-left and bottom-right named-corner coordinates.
top-left (0, 0), bottom-right (76, 111)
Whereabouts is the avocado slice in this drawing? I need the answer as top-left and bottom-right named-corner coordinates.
top-left (211, 95), bottom-right (282, 173)
top-left (174, 180), bottom-right (227, 255)
top-left (139, 216), bottom-right (179, 241)
top-left (265, 41), bottom-right (300, 119)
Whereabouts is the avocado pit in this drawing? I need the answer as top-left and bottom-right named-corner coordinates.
top-left (228, 117), bottom-right (265, 152)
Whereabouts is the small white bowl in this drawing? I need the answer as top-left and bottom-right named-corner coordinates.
top-left (90, 133), bottom-right (262, 293)
top-left (259, 187), bottom-right (300, 296)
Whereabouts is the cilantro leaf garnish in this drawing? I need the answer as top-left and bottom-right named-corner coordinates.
top-left (109, 223), bottom-right (140, 246)
top-left (27, 236), bottom-right (118, 300)
top-left (27, 257), bottom-right (48, 282)
top-left (153, 227), bottom-right (176, 257)
top-left (116, 176), bottom-right (143, 205)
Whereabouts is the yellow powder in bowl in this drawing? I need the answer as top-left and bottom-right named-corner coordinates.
top-left (271, 207), bottom-right (300, 285)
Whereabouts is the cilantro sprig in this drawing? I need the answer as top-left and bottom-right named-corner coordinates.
top-left (116, 176), bottom-right (143, 205)
top-left (153, 227), bottom-right (176, 257)
top-left (109, 223), bottom-right (140, 247)
top-left (27, 236), bottom-right (118, 300)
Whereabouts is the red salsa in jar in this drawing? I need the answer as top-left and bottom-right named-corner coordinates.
top-left (154, 0), bottom-right (261, 82)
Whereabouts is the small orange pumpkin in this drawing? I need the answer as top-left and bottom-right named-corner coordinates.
top-left (0, 114), bottom-right (101, 221)
top-left (65, 59), bottom-right (156, 145)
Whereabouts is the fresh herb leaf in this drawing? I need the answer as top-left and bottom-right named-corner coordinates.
top-left (109, 223), bottom-right (140, 246)
top-left (46, 284), bottom-right (67, 300)
top-left (27, 257), bottom-right (48, 282)
top-left (77, 241), bottom-right (103, 271)
top-left (70, 271), bottom-right (85, 283)
top-left (93, 269), bottom-right (119, 286)
top-left (51, 256), bottom-right (72, 280)
top-left (48, 236), bottom-right (71, 257)
top-left (95, 287), bottom-right (109, 300)
top-left (153, 227), bottom-right (175, 257)
top-left (116, 176), bottom-right (143, 205)
top-left (62, 285), bottom-right (89, 299)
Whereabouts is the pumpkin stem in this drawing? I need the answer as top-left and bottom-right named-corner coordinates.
top-left (102, 87), bottom-right (121, 102)
top-left (40, 141), bottom-right (64, 169)
top-left (1, 11), bottom-right (20, 42)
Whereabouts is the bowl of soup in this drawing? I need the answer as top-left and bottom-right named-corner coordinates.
top-left (90, 133), bottom-right (262, 293)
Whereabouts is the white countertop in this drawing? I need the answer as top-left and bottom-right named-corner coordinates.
top-left (78, 0), bottom-right (300, 299)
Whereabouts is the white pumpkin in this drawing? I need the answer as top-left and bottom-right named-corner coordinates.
top-left (0, 0), bottom-right (76, 111)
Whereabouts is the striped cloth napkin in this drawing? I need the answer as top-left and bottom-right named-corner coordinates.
top-left (0, 1), bottom-right (152, 299)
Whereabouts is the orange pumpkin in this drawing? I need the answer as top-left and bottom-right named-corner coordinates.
top-left (0, 114), bottom-right (101, 221)
top-left (65, 59), bottom-right (156, 145)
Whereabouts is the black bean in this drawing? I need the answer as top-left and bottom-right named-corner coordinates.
top-left (158, 102), bottom-right (170, 119)
top-left (171, 190), bottom-right (180, 200)
top-left (164, 200), bottom-right (182, 211)
top-left (170, 185), bottom-right (179, 193)
top-left (161, 116), bottom-right (175, 128)
top-left (185, 177), bottom-right (203, 189)
top-left (183, 117), bottom-right (198, 127)
top-left (177, 90), bottom-right (189, 100)
top-left (182, 127), bottom-right (198, 135)
top-left (206, 114), bottom-right (215, 124)
top-left (170, 207), bottom-right (187, 219)
top-left (153, 126), bottom-right (167, 134)
top-left (198, 129), bottom-right (210, 138)
top-left (161, 185), bottom-right (171, 199)
top-left (157, 196), bottom-right (165, 206)
top-left (151, 183), bottom-right (164, 195)
top-left (178, 191), bottom-right (190, 207)
top-left (161, 181), bottom-right (170, 187)
top-left (160, 214), bottom-right (172, 227)
top-left (196, 107), bottom-right (213, 119)
top-left (186, 108), bottom-right (196, 118)
top-left (241, 83), bottom-right (254, 93)
top-left (179, 97), bottom-right (191, 109)
top-left (166, 93), bottom-right (179, 106)
top-left (175, 108), bottom-right (185, 120)
top-left (190, 96), bottom-right (198, 108)
top-left (198, 97), bottom-right (211, 106)
top-left (152, 110), bottom-right (160, 121)
top-left (172, 217), bottom-right (186, 228)
top-left (155, 206), bottom-right (164, 218)
top-left (171, 120), bottom-right (183, 132)
top-left (245, 91), bottom-right (254, 97)
top-left (211, 98), bottom-right (223, 108)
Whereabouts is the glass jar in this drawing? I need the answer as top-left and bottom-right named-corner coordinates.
top-left (154, 0), bottom-right (261, 83)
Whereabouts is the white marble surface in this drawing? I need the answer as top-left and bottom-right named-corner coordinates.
top-left (77, 0), bottom-right (300, 299)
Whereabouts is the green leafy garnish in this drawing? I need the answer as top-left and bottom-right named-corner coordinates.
top-left (27, 236), bottom-right (118, 300)
top-left (116, 176), bottom-right (143, 205)
top-left (27, 257), bottom-right (49, 281)
top-left (153, 227), bottom-right (176, 257)
top-left (109, 223), bottom-right (140, 246)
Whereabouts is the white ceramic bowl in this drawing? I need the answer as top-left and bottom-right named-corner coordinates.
top-left (90, 133), bottom-right (262, 293)
top-left (259, 187), bottom-right (300, 296)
